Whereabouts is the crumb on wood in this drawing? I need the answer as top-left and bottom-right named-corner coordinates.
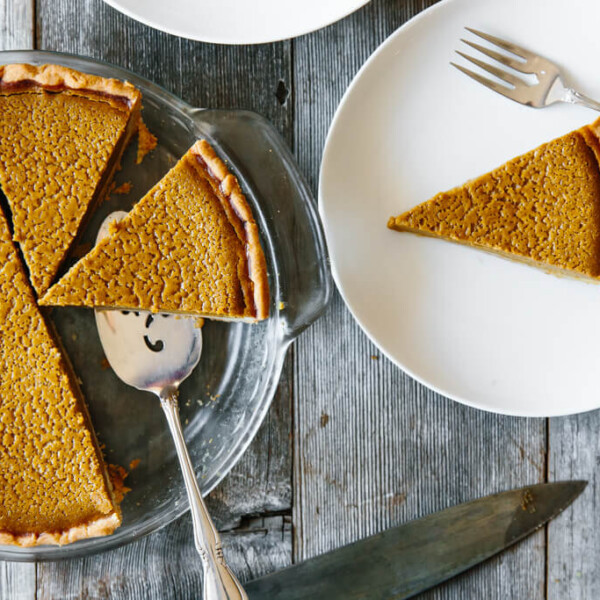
top-left (320, 412), bottom-right (329, 428)
top-left (129, 458), bottom-right (141, 471)
top-left (136, 119), bottom-right (158, 164)
top-left (278, 301), bottom-right (285, 311)
top-left (71, 333), bottom-right (77, 341)
top-left (371, 355), bottom-right (379, 361)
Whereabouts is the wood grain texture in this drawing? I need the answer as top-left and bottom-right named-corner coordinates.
top-left (548, 414), bottom-right (600, 599)
top-left (292, 1), bottom-right (548, 598)
top-left (206, 362), bottom-right (293, 531)
top-left (0, 561), bottom-right (35, 600)
top-left (37, 514), bottom-right (291, 599)
top-left (35, 0), bottom-right (292, 140)
top-left (0, 0), bottom-right (32, 49)
top-left (293, 299), bottom-right (547, 599)
top-left (31, 1), bottom-right (293, 598)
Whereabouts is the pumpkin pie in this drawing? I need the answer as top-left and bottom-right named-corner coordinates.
top-left (0, 205), bottom-right (120, 547)
top-left (41, 140), bottom-right (270, 320)
top-left (0, 63), bottom-right (142, 295)
top-left (388, 119), bottom-right (600, 280)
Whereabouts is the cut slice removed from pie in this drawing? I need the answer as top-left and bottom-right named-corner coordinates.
top-left (40, 140), bottom-right (270, 321)
top-left (0, 63), bottom-right (142, 295)
top-left (0, 205), bottom-right (121, 547)
top-left (388, 120), bottom-right (600, 280)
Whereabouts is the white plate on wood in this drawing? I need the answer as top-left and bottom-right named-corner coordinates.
top-left (102, 0), bottom-right (370, 44)
top-left (320, 0), bottom-right (600, 417)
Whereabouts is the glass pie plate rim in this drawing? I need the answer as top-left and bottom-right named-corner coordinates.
top-left (0, 49), bottom-right (332, 561)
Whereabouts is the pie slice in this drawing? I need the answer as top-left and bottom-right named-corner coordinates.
top-left (0, 206), bottom-right (120, 547)
top-left (0, 63), bottom-right (142, 295)
top-left (40, 140), bottom-right (270, 321)
top-left (388, 120), bottom-right (600, 280)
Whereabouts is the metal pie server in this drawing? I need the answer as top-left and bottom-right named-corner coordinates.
top-left (94, 211), bottom-right (247, 600)
top-left (246, 480), bottom-right (586, 599)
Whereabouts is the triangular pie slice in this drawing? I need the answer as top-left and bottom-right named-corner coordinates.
top-left (388, 120), bottom-right (600, 280)
top-left (0, 63), bottom-right (142, 294)
top-left (41, 140), bottom-right (270, 320)
top-left (0, 206), bottom-right (120, 547)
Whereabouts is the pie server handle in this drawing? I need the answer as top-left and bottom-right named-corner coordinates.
top-left (161, 392), bottom-right (248, 600)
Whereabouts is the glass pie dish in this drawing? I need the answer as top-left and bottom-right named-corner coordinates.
top-left (0, 50), bottom-right (331, 561)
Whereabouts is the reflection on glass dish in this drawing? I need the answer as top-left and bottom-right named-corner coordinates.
top-left (0, 50), bottom-right (331, 561)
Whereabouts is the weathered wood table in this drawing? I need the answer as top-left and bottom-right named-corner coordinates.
top-left (1, 0), bottom-right (598, 598)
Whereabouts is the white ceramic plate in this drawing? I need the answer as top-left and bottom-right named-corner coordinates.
top-left (102, 0), bottom-right (370, 44)
top-left (320, 0), bottom-right (600, 417)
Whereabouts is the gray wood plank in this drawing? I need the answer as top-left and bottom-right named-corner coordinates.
top-left (0, 561), bottom-right (36, 600)
top-left (294, 300), bottom-right (547, 599)
top-left (0, 0), bottom-right (32, 49)
top-left (293, 1), bottom-right (547, 598)
top-left (207, 361), bottom-right (293, 531)
top-left (37, 514), bottom-right (291, 599)
top-left (0, 6), bottom-right (38, 600)
top-left (36, 0), bottom-right (292, 141)
top-left (547, 413), bottom-right (600, 599)
top-left (33, 0), bottom-right (293, 597)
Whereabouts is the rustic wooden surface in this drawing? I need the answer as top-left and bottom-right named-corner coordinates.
top-left (1, 0), bottom-right (599, 598)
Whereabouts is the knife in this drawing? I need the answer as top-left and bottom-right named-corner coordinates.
top-left (245, 481), bottom-right (586, 599)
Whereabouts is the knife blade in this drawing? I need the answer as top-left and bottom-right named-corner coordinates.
top-left (246, 481), bottom-right (586, 600)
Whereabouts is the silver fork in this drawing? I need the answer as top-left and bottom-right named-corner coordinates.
top-left (451, 27), bottom-right (600, 111)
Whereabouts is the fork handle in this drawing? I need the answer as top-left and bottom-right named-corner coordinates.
top-left (564, 88), bottom-right (600, 112)
top-left (160, 391), bottom-right (248, 600)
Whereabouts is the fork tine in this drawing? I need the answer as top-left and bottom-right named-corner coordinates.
top-left (450, 62), bottom-right (521, 102)
top-left (461, 39), bottom-right (532, 74)
top-left (455, 51), bottom-right (523, 88)
top-left (465, 27), bottom-right (536, 61)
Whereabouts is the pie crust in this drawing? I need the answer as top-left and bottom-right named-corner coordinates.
top-left (0, 63), bottom-right (141, 108)
top-left (190, 140), bottom-right (270, 320)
